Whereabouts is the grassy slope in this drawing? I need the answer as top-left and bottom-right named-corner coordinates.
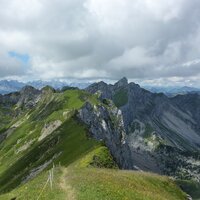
top-left (0, 90), bottom-right (99, 192)
top-left (0, 105), bottom-right (13, 132)
top-left (0, 145), bottom-right (187, 200)
top-left (70, 168), bottom-right (186, 200)
top-left (113, 89), bottom-right (128, 108)
top-left (0, 167), bottom-right (65, 200)
top-left (0, 89), bottom-right (187, 200)
top-left (0, 149), bottom-right (187, 200)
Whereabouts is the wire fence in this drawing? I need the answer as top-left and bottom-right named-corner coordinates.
top-left (36, 164), bottom-right (55, 200)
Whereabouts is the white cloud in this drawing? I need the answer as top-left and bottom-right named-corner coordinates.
top-left (0, 0), bottom-right (200, 86)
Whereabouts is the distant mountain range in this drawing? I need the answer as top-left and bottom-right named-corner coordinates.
top-left (144, 85), bottom-right (200, 96)
top-left (0, 80), bottom-right (91, 94)
top-left (0, 79), bottom-right (200, 97)
top-left (0, 80), bottom-right (25, 94)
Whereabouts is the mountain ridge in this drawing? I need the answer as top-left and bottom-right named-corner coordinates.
top-left (85, 77), bottom-right (200, 181)
top-left (1, 79), bottom-right (200, 96)
top-left (0, 78), bottom-right (199, 199)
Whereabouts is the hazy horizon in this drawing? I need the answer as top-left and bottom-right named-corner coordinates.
top-left (1, 77), bottom-right (200, 89)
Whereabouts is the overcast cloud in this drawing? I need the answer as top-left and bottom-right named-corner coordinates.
top-left (0, 0), bottom-right (200, 86)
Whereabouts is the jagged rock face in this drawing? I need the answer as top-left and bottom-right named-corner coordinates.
top-left (0, 92), bottom-right (21, 105)
top-left (123, 88), bottom-right (200, 150)
top-left (78, 102), bottom-right (131, 169)
top-left (78, 102), bottom-right (162, 172)
top-left (0, 86), bottom-right (41, 109)
top-left (171, 94), bottom-right (200, 132)
top-left (86, 78), bottom-right (200, 151)
top-left (17, 86), bottom-right (41, 108)
top-left (85, 78), bottom-right (200, 180)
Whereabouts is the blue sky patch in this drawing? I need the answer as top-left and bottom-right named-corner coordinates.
top-left (8, 51), bottom-right (30, 64)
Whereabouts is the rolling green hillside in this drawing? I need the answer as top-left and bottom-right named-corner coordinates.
top-left (0, 89), bottom-right (187, 199)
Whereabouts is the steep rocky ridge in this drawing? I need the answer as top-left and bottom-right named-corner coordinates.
top-left (78, 102), bottom-right (130, 168)
top-left (78, 102), bottom-right (162, 172)
top-left (85, 78), bottom-right (200, 180)
top-left (171, 94), bottom-right (200, 132)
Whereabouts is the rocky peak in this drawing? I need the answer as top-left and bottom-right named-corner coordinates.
top-left (17, 86), bottom-right (41, 108)
top-left (89, 81), bottom-right (108, 90)
top-left (20, 85), bottom-right (40, 95)
top-left (114, 77), bottom-right (128, 88)
top-left (86, 81), bottom-right (112, 99)
top-left (41, 85), bottom-right (56, 93)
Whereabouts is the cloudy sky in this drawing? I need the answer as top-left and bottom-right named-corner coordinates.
top-left (0, 0), bottom-right (200, 86)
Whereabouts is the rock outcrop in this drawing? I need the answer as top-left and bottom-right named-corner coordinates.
top-left (78, 102), bottom-right (131, 169)
top-left (78, 102), bottom-right (162, 172)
